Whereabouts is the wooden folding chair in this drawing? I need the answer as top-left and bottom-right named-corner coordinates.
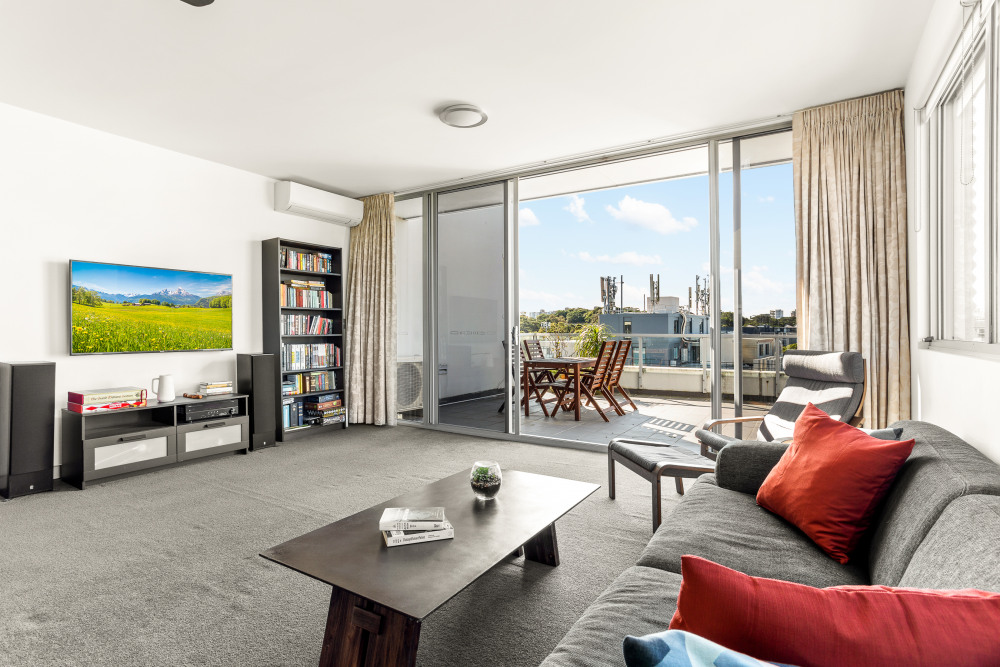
top-left (523, 339), bottom-right (558, 383)
top-left (547, 340), bottom-right (618, 422)
top-left (604, 338), bottom-right (637, 414)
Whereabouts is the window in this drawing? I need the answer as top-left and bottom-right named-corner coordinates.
top-left (673, 318), bottom-right (681, 334)
top-left (928, 8), bottom-right (998, 349)
top-left (942, 42), bottom-right (989, 342)
top-left (623, 319), bottom-right (632, 334)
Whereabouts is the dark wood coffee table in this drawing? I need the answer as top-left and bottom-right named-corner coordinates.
top-left (260, 469), bottom-right (599, 667)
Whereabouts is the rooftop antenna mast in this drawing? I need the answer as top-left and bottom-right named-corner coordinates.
top-left (600, 276), bottom-right (618, 314)
top-left (648, 274), bottom-right (661, 311)
top-left (694, 275), bottom-right (710, 316)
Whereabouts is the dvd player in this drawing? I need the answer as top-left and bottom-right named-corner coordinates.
top-left (178, 399), bottom-right (239, 422)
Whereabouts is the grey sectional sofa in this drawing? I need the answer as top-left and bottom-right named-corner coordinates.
top-left (541, 421), bottom-right (1000, 666)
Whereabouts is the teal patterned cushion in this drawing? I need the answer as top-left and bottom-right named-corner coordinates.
top-left (623, 630), bottom-right (797, 667)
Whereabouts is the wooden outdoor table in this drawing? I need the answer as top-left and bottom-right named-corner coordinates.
top-left (522, 356), bottom-right (596, 421)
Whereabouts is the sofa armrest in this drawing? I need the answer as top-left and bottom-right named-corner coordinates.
top-left (715, 441), bottom-right (789, 495)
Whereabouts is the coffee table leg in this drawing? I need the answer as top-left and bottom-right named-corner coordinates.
top-left (319, 586), bottom-right (421, 667)
top-left (523, 523), bottom-right (560, 566)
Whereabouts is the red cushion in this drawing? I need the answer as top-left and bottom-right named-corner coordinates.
top-left (669, 556), bottom-right (1000, 667)
top-left (756, 402), bottom-right (914, 563)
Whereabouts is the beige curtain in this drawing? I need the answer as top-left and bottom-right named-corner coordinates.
top-left (345, 193), bottom-right (397, 426)
top-left (793, 89), bottom-right (910, 428)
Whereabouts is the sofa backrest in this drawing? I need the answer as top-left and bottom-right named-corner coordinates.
top-left (896, 495), bottom-right (1000, 592)
top-left (868, 421), bottom-right (1000, 586)
top-left (759, 351), bottom-right (865, 441)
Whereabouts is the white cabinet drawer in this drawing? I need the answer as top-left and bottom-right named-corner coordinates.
top-left (82, 427), bottom-right (177, 482)
top-left (94, 437), bottom-right (168, 470)
top-left (177, 417), bottom-right (248, 461)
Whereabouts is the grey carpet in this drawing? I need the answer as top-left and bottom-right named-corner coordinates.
top-left (0, 425), bottom-right (677, 667)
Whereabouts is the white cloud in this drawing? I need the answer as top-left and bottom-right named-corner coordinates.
top-left (519, 208), bottom-right (540, 227)
top-left (519, 288), bottom-right (591, 311)
top-left (576, 250), bottom-right (663, 266)
top-left (742, 265), bottom-right (791, 294)
top-left (605, 196), bottom-right (698, 234)
top-left (564, 194), bottom-right (592, 223)
top-left (758, 195), bottom-right (776, 203)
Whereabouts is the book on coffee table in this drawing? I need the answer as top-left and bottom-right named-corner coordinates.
top-left (382, 523), bottom-right (454, 548)
top-left (379, 507), bottom-right (448, 531)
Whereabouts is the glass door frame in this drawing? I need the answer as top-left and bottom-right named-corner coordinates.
top-left (718, 130), bottom-right (794, 434)
top-left (420, 179), bottom-right (521, 436)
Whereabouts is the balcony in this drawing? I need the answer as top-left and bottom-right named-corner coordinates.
top-left (516, 332), bottom-right (793, 450)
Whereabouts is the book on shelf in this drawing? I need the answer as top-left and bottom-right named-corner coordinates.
top-left (314, 415), bottom-right (346, 425)
top-left (280, 313), bottom-right (334, 336)
top-left (281, 398), bottom-right (304, 429)
top-left (304, 398), bottom-right (342, 410)
top-left (279, 283), bottom-right (335, 309)
top-left (281, 343), bottom-right (341, 372)
top-left (67, 387), bottom-right (146, 405)
top-left (281, 248), bottom-right (334, 274)
top-left (379, 507), bottom-right (449, 531)
top-left (282, 371), bottom-right (337, 395)
top-left (67, 399), bottom-right (146, 413)
top-left (382, 523), bottom-right (454, 548)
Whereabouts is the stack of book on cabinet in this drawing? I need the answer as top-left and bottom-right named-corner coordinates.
top-left (66, 387), bottom-right (147, 413)
top-left (379, 507), bottom-right (454, 547)
top-left (198, 381), bottom-right (233, 396)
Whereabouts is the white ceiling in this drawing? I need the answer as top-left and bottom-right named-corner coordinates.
top-left (0, 0), bottom-right (935, 198)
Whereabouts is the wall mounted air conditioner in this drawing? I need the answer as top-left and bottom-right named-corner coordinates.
top-left (397, 359), bottom-right (423, 413)
top-left (274, 181), bottom-right (364, 227)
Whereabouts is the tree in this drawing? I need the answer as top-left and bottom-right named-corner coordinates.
top-left (210, 295), bottom-right (232, 309)
top-left (72, 287), bottom-right (103, 307)
top-left (720, 311), bottom-right (734, 328)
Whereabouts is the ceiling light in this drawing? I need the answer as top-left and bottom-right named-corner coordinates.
top-left (439, 104), bottom-right (488, 129)
top-left (179, 0), bottom-right (215, 6)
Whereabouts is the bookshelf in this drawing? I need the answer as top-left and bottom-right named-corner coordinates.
top-left (262, 238), bottom-right (347, 441)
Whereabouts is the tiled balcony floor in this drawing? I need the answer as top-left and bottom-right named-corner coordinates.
top-left (435, 392), bottom-right (771, 452)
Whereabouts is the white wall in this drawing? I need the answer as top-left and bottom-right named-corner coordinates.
top-left (0, 101), bottom-right (350, 469)
top-left (905, 0), bottom-right (1000, 462)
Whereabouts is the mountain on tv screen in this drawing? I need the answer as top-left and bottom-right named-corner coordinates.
top-left (70, 260), bottom-right (233, 355)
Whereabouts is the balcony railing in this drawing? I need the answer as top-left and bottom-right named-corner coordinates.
top-left (519, 332), bottom-right (797, 400)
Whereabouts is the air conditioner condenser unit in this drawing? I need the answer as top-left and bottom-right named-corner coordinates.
top-left (397, 360), bottom-right (423, 413)
top-left (274, 181), bottom-right (364, 227)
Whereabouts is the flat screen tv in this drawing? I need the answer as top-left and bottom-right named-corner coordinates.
top-left (70, 260), bottom-right (233, 355)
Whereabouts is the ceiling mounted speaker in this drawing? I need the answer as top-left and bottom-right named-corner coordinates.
top-left (180, 0), bottom-right (215, 6)
top-left (439, 104), bottom-right (488, 129)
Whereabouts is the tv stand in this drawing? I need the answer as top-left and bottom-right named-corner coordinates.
top-left (60, 394), bottom-right (249, 489)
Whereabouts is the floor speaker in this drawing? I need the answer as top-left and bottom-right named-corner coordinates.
top-left (237, 353), bottom-right (277, 450)
top-left (0, 361), bottom-right (55, 499)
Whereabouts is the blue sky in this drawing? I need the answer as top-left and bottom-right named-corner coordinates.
top-left (518, 163), bottom-right (795, 317)
top-left (72, 262), bottom-right (232, 297)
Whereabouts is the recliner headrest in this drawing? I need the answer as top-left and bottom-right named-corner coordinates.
top-left (782, 350), bottom-right (864, 384)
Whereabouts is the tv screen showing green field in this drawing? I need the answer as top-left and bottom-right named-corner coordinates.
top-left (70, 261), bottom-right (233, 354)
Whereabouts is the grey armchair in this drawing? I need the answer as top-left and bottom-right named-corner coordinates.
top-left (696, 350), bottom-right (866, 460)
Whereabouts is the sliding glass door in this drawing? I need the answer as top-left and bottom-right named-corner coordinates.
top-left (431, 182), bottom-right (518, 433)
top-left (394, 124), bottom-right (794, 449)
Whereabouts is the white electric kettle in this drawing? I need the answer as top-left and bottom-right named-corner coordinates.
top-left (152, 374), bottom-right (176, 402)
